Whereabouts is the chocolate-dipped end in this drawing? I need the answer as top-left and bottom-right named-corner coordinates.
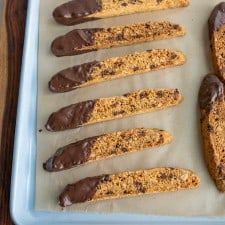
top-left (51, 28), bottom-right (101, 57)
top-left (199, 74), bottom-right (224, 112)
top-left (208, 2), bottom-right (225, 38)
top-left (43, 136), bottom-right (99, 171)
top-left (53, 0), bottom-right (102, 26)
top-left (45, 100), bottom-right (96, 131)
top-left (49, 61), bottom-right (99, 92)
top-left (59, 175), bottom-right (110, 206)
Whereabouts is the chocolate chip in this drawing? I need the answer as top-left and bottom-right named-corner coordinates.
top-left (159, 134), bottom-right (164, 143)
top-left (173, 24), bottom-right (179, 29)
top-left (133, 66), bottom-right (139, 71)
top-left (101, 69), bottom-right (115, 76)
top-left (113, 110), bottom-right (125, 116)
top-left (135, 181), bottom-right (142, 188)
top-left (159, 173), bottom-right (167, 179)
top-left (150, 64), bottom-right (156, 70)
top-left (101, 70), bottom-right (109, 76)
top-left (140, 187), bottom-right (146, 193)
top-left (140, 91), bottom-right (148, 99)
top-left (138, 130), bottom-right (146, 137)
top-left (121, 134), bottom-right (132, 141)
top-left (135, 181), bottom-right (146, 193)
top-left (130, 105), bottom-right (136, 112)
top-left (130, 0), bottom-right (143, 4)
top-left (207, 124), bottom-right (214, 132)
top-left (103, 175), bottom-right (111, 182)
top-left (111, 150), bottom-right (117, 154)
top-left (174, 89), bottom-right (180, 100)
top-left (116, 33), bottom-right (124, 41)
top-left (123, 190), bottom-right (130, 194)
top-left (133, 34), bottom-right (142, 38)
top-left (38, 129), bottom-right (43, 132)
top-left (106, 190), bottom-right (114, 195)
top-left (115, 143), bottom-right (122, 149)
top-left (111, 102), bottom-right (119, 108)
top-left (121, 147), bottom-right (128, 152)
top-left (168, 173), bottom-right (173, 179)
top-left (121, 2), bottom-right (128, 6)
top-left (157, 91), bottom-right (164, 98)
top-left (123, 93), bottom-right (130, 97)
top-left (170, 53), bottom-right (177, 60)
top-left (115, 61), bottom-right (124, 67)
top-left (157, 0), bottom-right (163, 3)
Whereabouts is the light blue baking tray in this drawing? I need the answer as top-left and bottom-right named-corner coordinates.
top-left (9, 0), bottom-right (225, 224)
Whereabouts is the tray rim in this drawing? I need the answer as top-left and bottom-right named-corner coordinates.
top-left (9, 0), bottom-right (225, 224)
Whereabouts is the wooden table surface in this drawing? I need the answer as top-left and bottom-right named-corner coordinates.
top-left (0, 0), bottom-right (28, 224)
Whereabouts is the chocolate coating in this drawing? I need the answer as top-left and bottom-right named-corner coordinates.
top-left (59, 175), bottom-right (110, 206)
top-left (43, 136), bottom-right (99, 171)
top-left (45, 100), bottom-right (96, 131)
top-left (51, 28), bottom-right (102, 57)
top-left (53, 0), bottom-right (102, 25)
top-left (49, 61), bottom-right (99, 92)
top-left (199, 74), bottom-right (224, 112)
top-left (209, 2), bottom-right (225, 38)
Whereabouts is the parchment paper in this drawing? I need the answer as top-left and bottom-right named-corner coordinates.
top-left (37, 0), bottom-right (225, 216)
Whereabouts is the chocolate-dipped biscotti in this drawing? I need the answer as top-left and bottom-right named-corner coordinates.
top-left (49, 49), bottom-right (186, 92)
top-left (209, 2), bottom-right (225, 81)
top-left (199, 74), bottom-right (225, 192)
top-left (46, 88), bottom-right (183, 131)
top-left (51, 21), bottom-right (186, 56)
top-left (53, 0), bottom-right (189, 26)
top-left (59, 167), bottom-right (200, 206)
top-left (44, 128), bottom-right (172, 172)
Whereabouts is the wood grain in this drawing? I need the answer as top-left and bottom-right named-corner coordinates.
top-left (0, 0), bottom-right (27, 224)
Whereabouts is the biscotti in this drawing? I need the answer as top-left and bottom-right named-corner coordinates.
top-left (45, 88), bottom-right (183, 131)
top-left (44, 128), bottom-right (172, 172)
top-left (53, 0), bottom-right (190, 26)
top-left (51, 21), bottom-right (186, 56)
top-left (59, 167), bottom-right (200, 206)
top-left (49, 49), bottom-right (186, 92)
top-left (199, 74), bottom-right (225, 192)
top-left (209, 2), bottom-right (225, 81)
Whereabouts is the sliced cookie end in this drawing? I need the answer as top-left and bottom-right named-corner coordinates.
top-left (209, 2), bottom-right (225, 37)
top-left (199, 73), bottom-right (224, 112)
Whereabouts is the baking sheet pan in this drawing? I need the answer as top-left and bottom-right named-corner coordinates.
top-left (10, 0), bottom-right (225, 224)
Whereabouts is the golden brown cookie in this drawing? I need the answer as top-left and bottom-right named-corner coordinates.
top-left (209, 2), bottom-right (225, 81)
top-left (53, 0), bottom-right (190, 25)
top-left (51, 21), bottom-right (186, 56)
top-left (49, 49), bottom-right (186, 92)
top-left (45, 88), bottom-right (183, 131)
top-left (59, 167), bottom-right (200, 207)
top-left (199, 73), bottom-right (225, 192)
top-left (43, 128), bottom-right (173, 172)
